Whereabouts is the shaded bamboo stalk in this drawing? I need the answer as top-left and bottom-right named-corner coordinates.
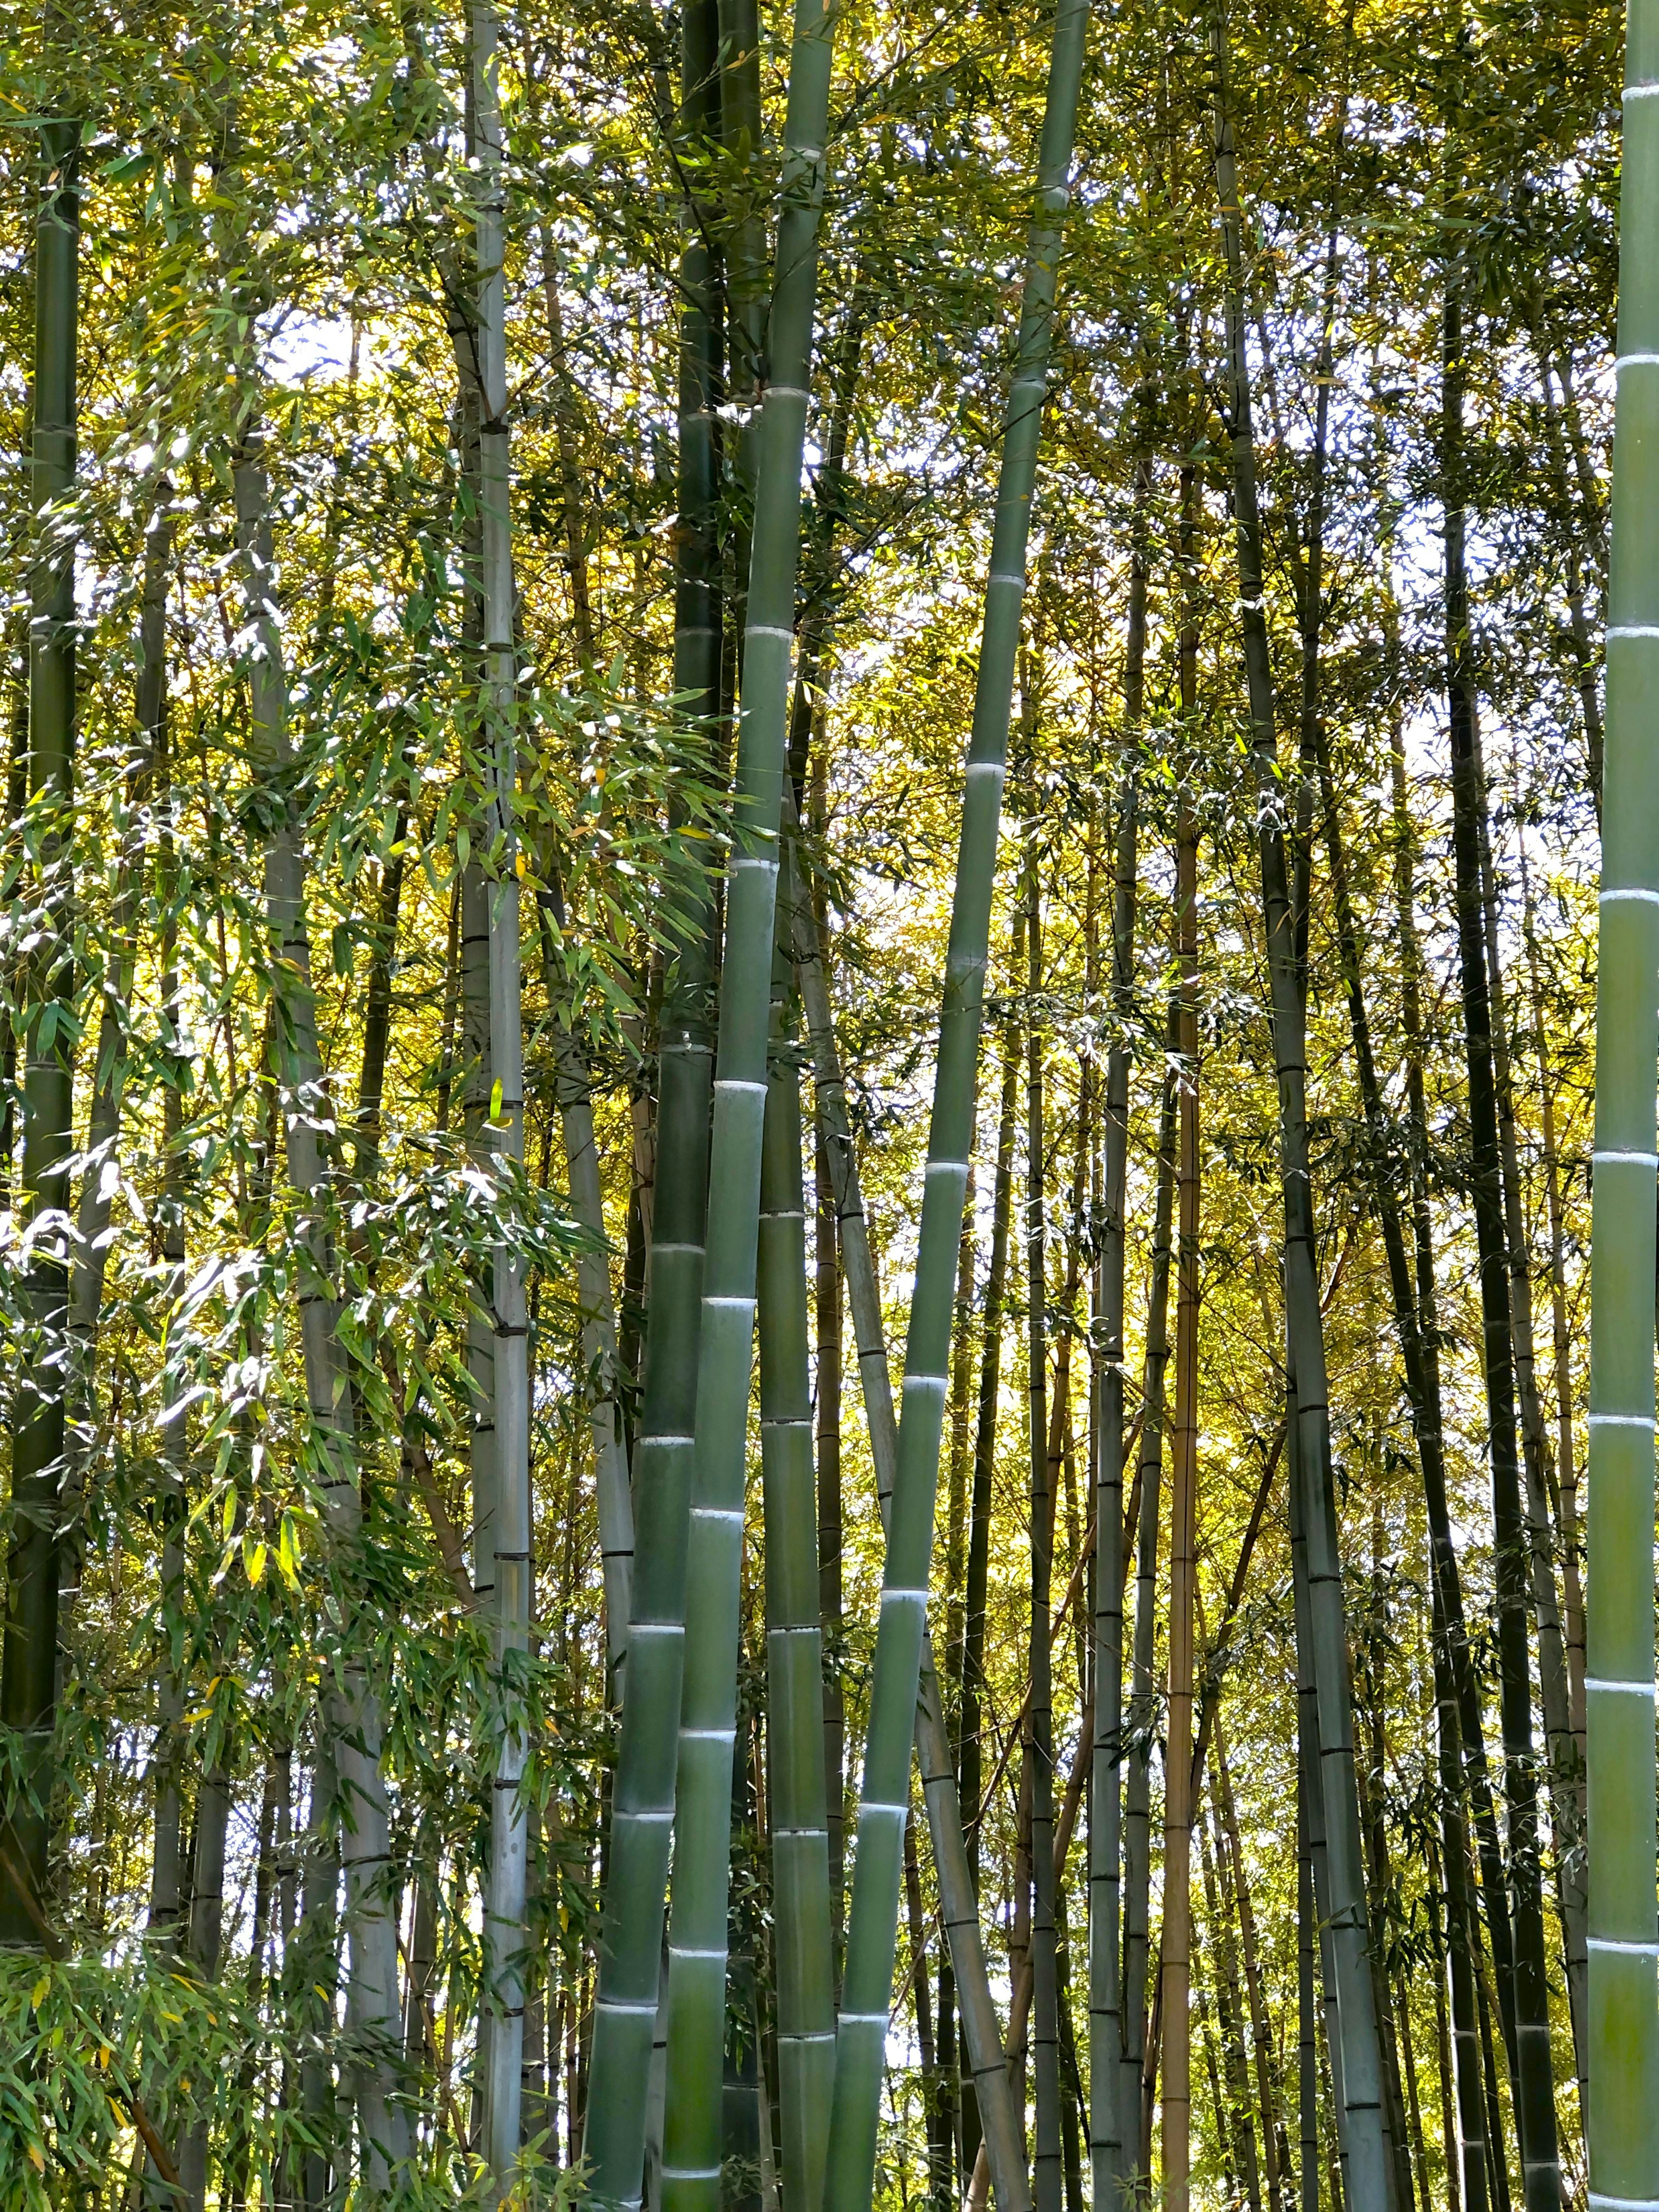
top-left (1160, 792), bottom-right (1200, 2212)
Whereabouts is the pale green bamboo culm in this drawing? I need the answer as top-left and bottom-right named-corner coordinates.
top-left (0, 99), bottom-right (78, 1950)
top-left (1586, 0), bottom-right (1659, 2193)
top-left (781, 826), bottom-right (1032, 2212)
top-left (757, 958), bottom-right (836, 2212)
top-left (469, 0), bottom-right (533, 2191)
top-left (581, 0), bottom-right (723, 2190)
top-left (822, 0), bottom-right (1090, 2201)
top-left (656, 0), bottom-right (839, 2203)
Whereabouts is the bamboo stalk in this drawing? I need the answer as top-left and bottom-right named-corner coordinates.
top-left (582, 0), bottom-right (724, 2183)
top-left (758, 962), bottom-right (836, 2212)
top-left (823, 0), bottom-right (1090, 2191)
top-left (1586, 0), bottom-right (1659, 2192)
top-left (0, 89), bottom-right (79, 1948)
top-left (786, 837), bottom-right (1031, 2212)
top-left (1208, 16), bottom-right (1390, 2195)
top-left (1161, 793), bottom-right (1200, 2212)
top-left (1023, 813), bottom-right (1062, 2212)
top-left (1441, 230), bottom-right (1560, 2207)
top-left (658, 0), bottom-right (839, 2192)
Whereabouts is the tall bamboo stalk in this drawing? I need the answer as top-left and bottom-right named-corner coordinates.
top-left (1023, 824), bottom-right (1062, 2212)
top-left (1161, 797), bottom-right (1200, 2212)
top-left (1208, 16), bottom-right (1390, 2197)
top-left (1586, 0), bottom-right (1659, 2192)
top-left (469, 0), bottom-right (533, 2181)
top-left (757, 961), bottom-right (836, 2212)
top-left (1122, 1028), bottom-right (1177, 2198)
top-left (1087, 571), bottom-right (1141, 2204)
top-left (658, 0), bottom-right (839, 2194)
top-left (786, 835), bottom-right (1031, 2212)
top-left (231, 416), bottom-right (409, 2184)
top-left (0, 89), bottom-right (78, 1947)
top-left (1441, 242), bottom-right (1560, 2210)
top-left (582, 0), bottom-right (723, 2184)
top-left (823, 0), bottom-right (1089, 2193)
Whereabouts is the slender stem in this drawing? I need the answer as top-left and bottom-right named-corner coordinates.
top-left (1586, 0), bottom-right (1659, 2193)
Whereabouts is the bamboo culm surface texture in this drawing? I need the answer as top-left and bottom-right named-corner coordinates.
top-left (1587, 0), bottom-right (1659, 2196)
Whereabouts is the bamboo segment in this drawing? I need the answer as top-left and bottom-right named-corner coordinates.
top-left (758, 971), bottom-right (836, 2212)
top-left (582, 0), bottom-right (723, 2187)
top-left (658, 0), bottom-right (839, 2198)
top-left (0, 101), bottom-right (78, 1949)
top-left (1586, 0), bottom-right (1659, 2195)
top-left (823, 1), bottom-right (1089, 2199)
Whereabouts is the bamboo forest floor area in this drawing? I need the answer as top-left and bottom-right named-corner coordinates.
top-left (0, 0), bottom-right (1644, 2204)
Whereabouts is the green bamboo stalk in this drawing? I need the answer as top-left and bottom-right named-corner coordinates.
top-left (1023, 831), bottom-right (1062, 2212)
top-left (757, 961), bottom-right (836, 2212)
top-left (784, 836), bottom-right (1032, 2212)
top-left (581, 0), bottom-right (723, 2185)
top-left (1586, 0), bottom-right (1659, 2193)
top-left (1087, 444), bottom-right (1147, 2210)
top-left (1206, 12), bottom-right (1389, 2201)
top-left (0, 98), bottom-right (78, 1949)
top-left (60, 494), bottom-right (170, 1653)
top-left (823, 0), bottom-right (1089, 2196)
top-left (468, 0), bottom-right (533, 2185)
top-left (657, 0), bottom-right (839, 2199)
top-left (230, 415), bottom-right (410, 2186)
top-left (1442, 240), bottom-right (1560, 2209)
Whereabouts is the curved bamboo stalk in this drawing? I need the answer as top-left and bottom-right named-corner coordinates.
top-left (1586, 0), bottom-right (1659, 2193)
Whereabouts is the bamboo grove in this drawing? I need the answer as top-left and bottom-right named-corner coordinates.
top-left (0, 0), bottom-right (1642, 2201)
